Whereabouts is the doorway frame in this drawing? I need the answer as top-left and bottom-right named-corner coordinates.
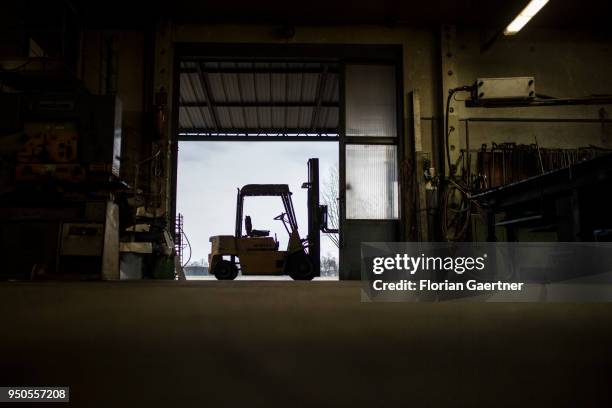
top-left (170, 43), bottom-right (406, 278)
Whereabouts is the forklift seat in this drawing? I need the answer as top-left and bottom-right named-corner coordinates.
top-left (245, 215), bottom-right (270, 237)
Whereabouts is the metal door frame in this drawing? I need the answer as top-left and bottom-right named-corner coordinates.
top-left (339, 59), bottom-right (405, 280)
top-left (170, 43), bottom-right (405, 279)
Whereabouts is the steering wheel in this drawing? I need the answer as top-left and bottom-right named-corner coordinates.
top-left (273, 213), bottom-right (286, 221)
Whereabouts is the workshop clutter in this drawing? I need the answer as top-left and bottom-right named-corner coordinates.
top-left (473, 143), bottom-right (611, 190)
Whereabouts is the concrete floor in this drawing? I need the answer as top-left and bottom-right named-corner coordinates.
top-left (1, 281), bottom-right (611, 407)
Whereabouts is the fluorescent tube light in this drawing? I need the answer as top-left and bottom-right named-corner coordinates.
top-left (504, 0), bottom-right (550, 35)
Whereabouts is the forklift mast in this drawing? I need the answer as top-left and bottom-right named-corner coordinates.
top-left (305, 158), bottom-right (339, 276)
top-left (306, 158), bottom-right (321, 276)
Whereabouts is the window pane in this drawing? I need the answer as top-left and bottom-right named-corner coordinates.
top-left (346, 145), bottom-right (399, 219)
top-left (345, 65), bottom-right (397, 137)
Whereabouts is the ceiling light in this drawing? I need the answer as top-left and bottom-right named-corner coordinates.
top-left (504, 0), bottom-right (550, 35)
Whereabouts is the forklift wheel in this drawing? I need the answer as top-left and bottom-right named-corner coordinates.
top-left (286, 253), bottom-right (315, 281)
top-left (213, 260), bottom-right (238, 280)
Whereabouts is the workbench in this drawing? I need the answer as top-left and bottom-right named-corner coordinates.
top-left (471, 153), bottom-right (612, 242)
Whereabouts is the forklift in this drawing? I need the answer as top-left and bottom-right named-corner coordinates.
top-left (208, 159), bottom-right (337, 280)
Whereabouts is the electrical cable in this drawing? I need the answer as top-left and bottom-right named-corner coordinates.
top-left (181, 229), bottom-right (192, 268)
top-left (442, 85), bottom-right (474, 241)
top-left (440, 181), bottom-right (470, 241)
top-left (444, 86), bottom-right (473, 177)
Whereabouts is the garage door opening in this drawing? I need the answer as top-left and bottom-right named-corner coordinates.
top-left (172, 46), bottom-right (404, 280)
top-left (177, 141), bottom-right (339, 280)
top-left (175, 59), bottom-right (340, 280)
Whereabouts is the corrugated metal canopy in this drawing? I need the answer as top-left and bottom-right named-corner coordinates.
top-left (178, 61), bottom-right (339, 139)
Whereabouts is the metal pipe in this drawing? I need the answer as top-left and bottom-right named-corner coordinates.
top-left (421, 117), bottom-right (612, 123)
top-left (459, 117), bottom-right (612, 123)
top-left (466, 96), bottom-right (612, 108)
top-left (465, 120), bottom-right (471, 186)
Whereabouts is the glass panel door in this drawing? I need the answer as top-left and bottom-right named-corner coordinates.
top-left (345, 144), bottom-right (399, 220)
top-left (340, 64), bottom-right (401, 280)
top-left (345, 65), bottom-right (397, 137)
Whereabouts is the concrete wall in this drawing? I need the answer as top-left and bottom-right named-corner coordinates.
top-left (169, 23), bottom-right (441, 239)
top-left (78, 23), bottom-right (612, 234)
top-left (171, 23), bottom-right (612, 171)
top-left (173, 23), bottom-right (440, 116)
top-left (452, 27), bottom-right (612, 151)
top-left (4, 20), bottom-right (609, 197)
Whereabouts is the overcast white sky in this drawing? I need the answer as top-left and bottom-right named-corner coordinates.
top-left (177, 141), bottom-right (339, 267)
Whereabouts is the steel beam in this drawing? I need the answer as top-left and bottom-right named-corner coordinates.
top-left (311, 64), bottom-right (329, 131)
top-left (179, 127), bottom-right (338, 135)
top-left (179, 101), bottom-right (338, 108)
top-left (180, 67), bottom-right (340, 74)
top-left (195, 62), bottom-right (221, 130)
top-left (178, 135), bottom-right (339, 142)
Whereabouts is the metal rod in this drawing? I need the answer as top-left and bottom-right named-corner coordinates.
top-left (252, 62), bottom-right (261, 130)
top-left (195, 62), bottom-right (221, 131)
top-left (284, 62), bottom-right (289, 132)
top-left (179, 101), bottom-right (339, 108)
top-left (495, 215), bottom-right (543, 227)
top-left (179, 127), bottom-right (338, 134)
top-left (178, 135), bottom-right (339, 142)
top-left (180, 66), bottom-right (340, 74)
top-left (218, 61), bottom-right (234, 130)
top-left (269, 69), bottom-right (273, 127)
top-left (465, 120), bottom-right (471, 186)
top-left (418, 117), bottom-right (612, 123)
top-left (311, 64), bottom-right (328, 132)
top-left (462, 117), bottom-right (612, 123)
top-left (466, 97), bottom-right (612, 108)
top-left (234, 62), bottom-right (248, 130)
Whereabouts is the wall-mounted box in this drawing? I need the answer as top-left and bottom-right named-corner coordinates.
top-left (474, 77), bottom-right (535, 101)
